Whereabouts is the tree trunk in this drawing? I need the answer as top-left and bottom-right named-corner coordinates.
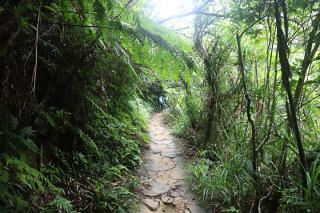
top-left (236, 33), bottom-right (257, 177)
top-left (273, 0), bottom-right (307, 191)
top-left (180, 76), bottom-right (197, 129)
top-left (293, 13), bottom-right (320, 108)
top-left (237, 32), bottom-right (258, 213)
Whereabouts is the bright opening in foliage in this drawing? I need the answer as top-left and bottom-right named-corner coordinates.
top-left (148, 0), bottom-right (195, 30)
top-left (149, 0), bottom-right (194, 20)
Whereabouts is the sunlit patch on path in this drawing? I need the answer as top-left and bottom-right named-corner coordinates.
top-left (137, 113), bottom-right (205, 213)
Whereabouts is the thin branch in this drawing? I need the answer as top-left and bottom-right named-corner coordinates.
top-left (172, 26), bottom-right (190, 32)
top-left (239, 15), bottom-right (267, 38)
top-left (55, 10), bottom-right (97, 14)
top-left (298, 94), bottom-right (320, 110)
top-left (31, 1), bottom-right (41, 95)
top-left (258, 188), bottom-right (273, 213)
top-left (198, 0), bottom-right (214, 10)
top-left (293, 12), bottom-right (320, 107)
top-left (124, 0), bottom-right (139, 8)
top-left (175, 32), bottom-right (192, 39)
top-left (48, 22), bottom-right (113, 29)
top-left (158, 10), bottom-right (226, 24)
top-left (124, 0), bottom-right (134, 8)
top-left (124, 0), bottom-right (140, 8)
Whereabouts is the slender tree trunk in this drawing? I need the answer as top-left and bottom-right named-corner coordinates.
top-left (204, 98), bottom-right (214, 143)
top-left (236, 33), bottom-right (257, 180)
top-left (274, 0), bottom-right (307, 191)
top-left (237, 32), bottom-right (258, 213)
top-left (203, 58), bottom-right (216, 143)
top-left (180, 76), bottom-right (197, 129)
top-left (293, 12), bottom-right (320, 108)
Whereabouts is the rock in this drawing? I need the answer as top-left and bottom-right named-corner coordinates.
top-left (158, 205), bottom-right (176, 213)
top-left (173, 197), bottom-right (185, 210)
top-left (142, 180), bottom-right (170, 197)
top-left (161, 152), bottom-right (177, 159)
top-left (148, 154), bottom-right (176, 171)
top-left (140, 205), bottom-right (154, 213)
top-left (170, 163), bottom-right (185, 180)
top-left (156, 169), bottom-right (172, 179)
top-left (186, 202), bottom-right (206, 213)
top-left (169, 188), bottom-right (186, 198)
top-left (142, 198), bottom-right (160, 211)
top-left (150, 150), bottom-right (161, 154)
top-left (161, 195), bottom-right (174, 204)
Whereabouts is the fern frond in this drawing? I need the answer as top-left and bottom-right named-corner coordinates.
top-left (40, 110), bottom-right (57, 128)
top-left (10, 115), bottom-right (18, 130)
top-left (76, 128), bottom-right (100, 157)
top-left (50, 195), bottom-right (73, 213)
top-left (7, 131), bottom-right (39, 154)
top-left (0, 166), bottom-right (9, 183)
top-left (20, 126), bottom-right (36, 137)
top-left (93, 0), bottom-right (105, 22)
top-left (137, 17), bottom-right (195, 70)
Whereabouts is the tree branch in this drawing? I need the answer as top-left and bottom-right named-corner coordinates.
top-left (158, 9), bottom-right (226, 24)
top-left (293, 12), bottom-right (320, 108)
top-left (31, 1), bottom-right (41, 95)
top-left (172, 26), bottom-right (190, 32)
top-left (239, 15), bottom-right (266, 38)
top-left (124, 0), bottom-right (134, 8)
top-left (124, 0), bottom-right (139, 8)
top-left (48, 22), bottom-right (113, 29)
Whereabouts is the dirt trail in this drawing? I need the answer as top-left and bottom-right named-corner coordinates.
top-left (138, 113), bottom-right (205, 213)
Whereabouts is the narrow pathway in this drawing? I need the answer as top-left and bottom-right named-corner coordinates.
top-left (138, 113), bottom-right (205, 213)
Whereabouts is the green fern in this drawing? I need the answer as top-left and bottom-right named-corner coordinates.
top-left (75, 128), bottom-right (100, 157)
top-left (93, 0), bottom-right (105, 22)
top-left (0, 166), bottom-right (9, 183)
top-left (9, 115), bottom-right (19, 130)
top-left (50, 195), bottom-right (74, 213)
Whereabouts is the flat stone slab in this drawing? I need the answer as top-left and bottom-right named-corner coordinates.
top-left (186, 202), bottom-right (207, 213)
top-left (155, 170), bottom-right (172, 179)
top-left (161, 195), bottom-right (174, 204)
top-left (157, 205), bottom-right (176, 213)
top-left (142, 198), bottom-right (160, 211)
top-left (146, 155), bottom-right (176, 171)
top-left (170, 163), bottom-right (186, 180)
top-left (140, 205), bottom-right (153, 213)
top-left (161, 152), bottom-right (178, 159)
top-left (143, 180), bottom-right (170, 197)
top-left (150, 149), bottom-right (161, 154)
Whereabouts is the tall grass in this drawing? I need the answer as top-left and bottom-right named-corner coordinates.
top-left (187, 149), bottom-right (254, 211)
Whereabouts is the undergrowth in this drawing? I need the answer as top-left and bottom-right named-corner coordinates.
top-left (0, 0), bottom-right (160, 211)
top-left (0, 95), bottom-right (150, 212)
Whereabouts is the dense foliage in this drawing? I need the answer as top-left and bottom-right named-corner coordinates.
top-left (164, 0), bottom-right (320, 212)
top-left (0, 0), bottom-right (193, 212)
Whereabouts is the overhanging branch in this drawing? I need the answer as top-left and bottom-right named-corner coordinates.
top-left (239, 15), bottom-right (267, 38)
top-left (158, 10), bottom-right (226, 24)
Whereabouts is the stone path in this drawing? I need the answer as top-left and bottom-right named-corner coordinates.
top-left (137, 113), bottom-right (205, 213)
